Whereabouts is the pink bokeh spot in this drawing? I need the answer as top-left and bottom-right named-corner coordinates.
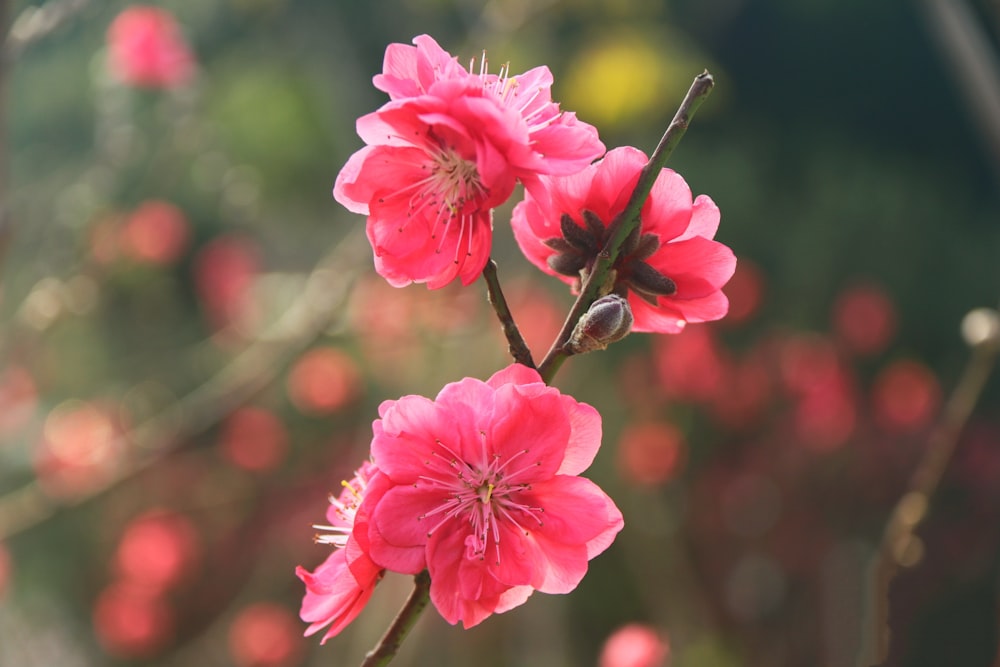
top-left (871, 359), bottom-right (941, 434)
top-left (832, 283), bottom-right (897, 356)
top-left (119, 200), bottom-right (191, 266)
top-left (193, 235), bottom-right (261, 333)
top-left (106, 6), bottom-right (194, 89)
top-left (617, 422), bottom-right (686, 486)
top-left (286, 348), bottom-right (363, 416)
top-left (365, 364), bottom-right (623, 628)
top-left (228, 603), bottom-right (303, 667)
top-left (35, 400), bottom-right (125, 499)
top-left (512, 146), bottom-right (736, 333)
top-left (599, 623), bottom-right (671, 667)
top-left (93, 582), bottom-right (174, 659)
top-left (220, 407), bottom-right (290, 472)
top-left (114, 509), bottom-right (200, 593)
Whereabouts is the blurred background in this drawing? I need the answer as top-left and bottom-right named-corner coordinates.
top-left (2, 0), bottom-right (999, 665)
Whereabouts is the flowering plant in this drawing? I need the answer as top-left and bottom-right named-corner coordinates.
top-left (299, 34), bottom-right (726, 665)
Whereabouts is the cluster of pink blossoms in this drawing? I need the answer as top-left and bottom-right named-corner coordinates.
top-left (301, 34), bottom-right (736, 642)
top-left (297, 365), bottom-right (623, 637)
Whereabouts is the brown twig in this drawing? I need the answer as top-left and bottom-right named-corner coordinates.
top-left (537, 71), bottom-right (715, 384)
top-left (0, 230), bottom-right (369, 541)
top-left (918, 0), bottom-right (1000, 183)
top-left (482, 258), bottom-right (535, 368)
top-left (3, 0), bottom-right (91, 63)
top-left (360, 571), bottom-right (432, 667)
top-left (860, 308), bottom-right (1000, 666)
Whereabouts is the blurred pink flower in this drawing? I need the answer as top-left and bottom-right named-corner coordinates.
top-left (93, 581), bottom-right (174, 658)
top-left (617, 421), bottom-right (686, 486)
top-left (365, 364), bottom-right (623, 628)
top-left (335, 35), bottom-right (604, 289)
top-left (296, 461), bottom-right (384, 643)
top-left (228, 603), bottom-right (303, 667)
top-left (114, 509), bottom-right (200, 593)
top-left (831, 282), bottom-right (897, 356)
top-left (220, 407), bottom-right (289, 472)
top-left (193, 235), bottom-right (260, 333)
top-left (35, 400), bottom-right (125, 499)
top-left (512, 146), bottom-right (736, 333)
top-left (653, 326), bottom-right (730, 402)
top-left (871, 358), bottom-right (941, 434)
top-left (286, 347), bottom-right (363, 416)
top-left (106, 6), bottom-right (194, 89)
top-left (119, 200), bottom-right (191, 265)
top-left (599, 623), bottom-right (670, 667)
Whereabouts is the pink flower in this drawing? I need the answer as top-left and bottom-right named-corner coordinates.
top-left (296, 462), bottom-right (384, 643)
top-left (511, 146), bottom-right (737, 333)
top-left (364, 364), bottom-right (623, 628)
top-left (335, 35), bottom-right (605, 289)
top-left (106, 6), bottom-right (194, 89)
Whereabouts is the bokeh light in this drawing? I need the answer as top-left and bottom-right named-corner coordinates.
top-left (119, 200), bottom-right (191, 266)
top-left (114, 509), bottom-right (200, 593)
top-left (92, 582), bottom-right (174, 659)
top-left (871, 359), bottom-right (942, 434)
top-left (228, 603), bottom-right (303, 667)
top-left (831, 283), bottom-right (897, 356)
top-left (599, 623), bottom-right (670, 667)
top-left (617, 421), bottom-right (687, 486)
top-left (286, 347), bottom-right (362, 415)
top-left (220, 406), bottom-right (290, 472)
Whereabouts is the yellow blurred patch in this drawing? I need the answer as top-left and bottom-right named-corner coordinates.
top-left (561, 29), bottom-right (718, 130)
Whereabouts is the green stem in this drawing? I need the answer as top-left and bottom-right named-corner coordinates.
top-left (483, 258), bottom-right (535, 368)
top-left (537, 71), bottom-right (715, 384)
top-left (360, 570), bottom-right (432, 667)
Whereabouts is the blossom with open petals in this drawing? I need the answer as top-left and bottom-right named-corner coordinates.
top-left (512, 146), bottom-right (737, 333)
top-left (364, 364), bottom-right (623, 628)
top-left (296, 461), bottom-right (384, 643)
top-left (334, 35), bottom-right (605, 289)
top-left (106, 6), bottom-right (194, 89)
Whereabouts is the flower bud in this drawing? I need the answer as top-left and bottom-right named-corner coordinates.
top-left (567, 294), bottom-right (633, 354)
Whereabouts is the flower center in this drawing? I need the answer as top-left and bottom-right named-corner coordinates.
top-left (543, 210), bottom-right (677, 303)
top-left (428, 146), bottom-right (484, 218)
top-left (416, 436), bottom-right (545, 565)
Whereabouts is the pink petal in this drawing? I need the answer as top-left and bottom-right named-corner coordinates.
top-left (555, 398), bottom-right (602, 476)
top-left (368, 485), bottom-right (439, 573)
top-left (651, 236), bottom-right (737, 295)
top-left (588, 147), bottom-right (646, 224)
top-left (493, 585), bottom-right (534, 614)
top-left (371, 396), bottom-right (445, 482)
top-left (676, 194), bottom-right (720, 241)
top-left (529, 115), bottom-right (606, 175)
top-left (296, 550), bottom-right (378, 642)
top-left (486, 363), bottom-right (544, 388)
top-left (517, 476), bottom-right (624, 593)
top-left (427, 529), bottom-right (500, 627)
top-left (674, 290), bottom-right (732, 324)
top-left (489, 384), bottom-right (571, 479)
top-left (332, 146), bottom-right (375, 215)
top-left (642, 168), bottom-right (694, 242)
top-left (628, 297), bottom-right (687, 334)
